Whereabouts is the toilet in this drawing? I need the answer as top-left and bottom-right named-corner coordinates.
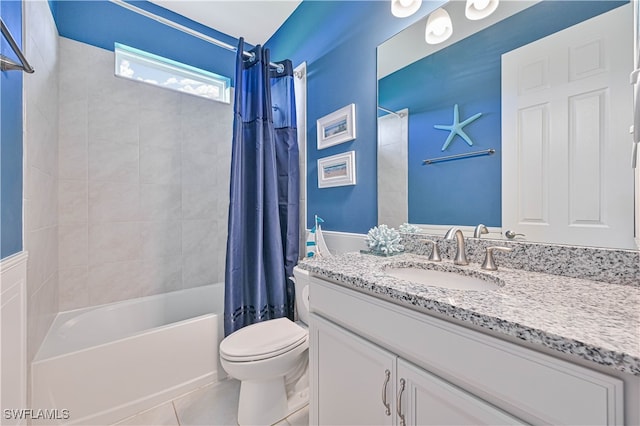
top-left (220, 266), bottom-right (310, 426)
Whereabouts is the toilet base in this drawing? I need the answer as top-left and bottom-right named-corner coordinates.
top-left (238, 377), bottom-right (287, 425)
top-left (236, 378), bottom-right (309, 425)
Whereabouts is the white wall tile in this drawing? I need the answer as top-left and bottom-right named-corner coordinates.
top-left (59, 38), bottom-right (89, 104)
top-left (182, 185), bottom-right (216, 220)
top-left (140, 184), bottom-right (182, 221)
top-left (89, 181), bottom-right (141, 223)
top-left (140, 221), bottom-right (182, 259)
top-left (182, 220), bottom-right (218, 287)
top-left (89, 222), bottom-right (141, 265)
top-left (27, 273), bottom-right (58, 362)
top-left (58, 99), bottom-right (88, 180)
top-left (24, 167), bottom-right (57, 231)
top-left (182, 150), bottom-right (217, 185)
top-left (58, 267), bottom-right (89, 311)
top-left (59, 223), bottom-right (88, 269)
top-left (88, 95), bottom-right (139, 146)
top-left (88, 140), bottom-right (139, 183)
top-left (139, 118), bottom-right (182, 151)
top-left (26, 226), bottom-right (58, 297)
top-left (140, 145), bottom-right (181, 185)
top-left (88, 260), bottom-right (142, 305)
top-left (26, 106), bottom-right (57, 176)
top-left (59, 179), bottom-right (88, 224)
top-left (140, 256), bottom-right (183, 297)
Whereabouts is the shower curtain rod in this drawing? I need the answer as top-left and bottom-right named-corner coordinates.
top-left (0, 18), bottom-right (34, 73)
top-left (109, 0), bottom-right (285, 72)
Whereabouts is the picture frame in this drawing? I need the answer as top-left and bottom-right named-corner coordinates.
top-left (317, 103), bottom-right (356, 149)
top-left (317, 151), bottom-right (357, 188)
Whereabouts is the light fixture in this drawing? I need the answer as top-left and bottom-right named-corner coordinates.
top-left (465, 0), bottom-right (499, 20)
top-left (391, 0), bottom-right (422, 18)
top-left (425, 8), bottom-right (453, 45)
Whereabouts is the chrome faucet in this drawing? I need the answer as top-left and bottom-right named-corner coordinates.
top-left (473, 224), bottom-right (489, 238)
top-left (444, 227), bottom-right (469, 265)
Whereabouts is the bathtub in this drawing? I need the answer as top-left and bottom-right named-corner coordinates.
top-left (31, 283), bottom-right (225, 425)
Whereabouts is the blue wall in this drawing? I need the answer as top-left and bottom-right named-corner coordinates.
top-left (266, 1), bottom-right (445, 233)
top-left (379, 0), bottom-right (626, 227)
top-left (53, 0), bottom-right (241, 84)
top-left (1, 0), bottom-right (24, 259)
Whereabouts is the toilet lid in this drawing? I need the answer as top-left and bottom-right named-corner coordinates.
top-left (220, 317), bottom-right (308, 362)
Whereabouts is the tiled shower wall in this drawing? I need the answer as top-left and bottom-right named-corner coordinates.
top-left (23, 0), bottom-right (60, 363)
top-left (58, 38), bottom-right (232, 311)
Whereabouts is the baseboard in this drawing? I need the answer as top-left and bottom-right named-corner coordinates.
top-left (1, 251), bottom-right (29, 426)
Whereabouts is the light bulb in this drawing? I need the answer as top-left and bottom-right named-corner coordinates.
top-left (465, 0), bottom-right (499, 20)
top-left (474, 0), bottom-right (490, 10)
top-left (391, 0), bottom-right (422, 18)
top-left (425, 8), bottom-right (453, 44)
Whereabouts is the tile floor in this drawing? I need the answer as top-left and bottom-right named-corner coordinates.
top-left (113, 379), bottom-right (309, 426)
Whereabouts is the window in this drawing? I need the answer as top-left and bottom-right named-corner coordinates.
top-left (114, 43), bottom-right (231, 103)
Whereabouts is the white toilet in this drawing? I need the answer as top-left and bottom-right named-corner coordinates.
top-left (220, 266), bottom-right (310, 426)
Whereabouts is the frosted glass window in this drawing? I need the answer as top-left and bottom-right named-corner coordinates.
top-left (114, 43), bottom-right (231, 103)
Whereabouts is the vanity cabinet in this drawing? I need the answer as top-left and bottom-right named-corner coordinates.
top-left (312, 314), bottom-right (523, 425)
top-left (396, 358), bottom-right (523, 425)
top-left (309, 276), bottom-right (625, 425)
top-left (311, 314), bottom-right (395, 425)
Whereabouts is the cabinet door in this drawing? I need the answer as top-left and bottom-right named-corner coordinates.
top-left (310, 314), bottom-right (396, 426)
top-left (397, 359), bottom-right (525, 426)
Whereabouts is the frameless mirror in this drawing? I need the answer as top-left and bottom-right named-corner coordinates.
top-left (377, 0), bottom-right (638, 250)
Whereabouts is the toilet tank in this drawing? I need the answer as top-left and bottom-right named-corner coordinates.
top-left (292, 266), bottom-right (310, 325)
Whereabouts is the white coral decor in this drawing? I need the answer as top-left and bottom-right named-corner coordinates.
top-left (399, 223), bottom-right (421, 234)
top-left (365, 224), bottom-right (404, 255)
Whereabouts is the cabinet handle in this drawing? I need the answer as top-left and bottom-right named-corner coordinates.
top-left (381, 369), bottom-right (391, 416)
top-left (397, 378), bottom-right (406, 426)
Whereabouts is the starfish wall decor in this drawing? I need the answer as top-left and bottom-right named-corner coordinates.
top-left (434, 104), bottom-right (482, 151)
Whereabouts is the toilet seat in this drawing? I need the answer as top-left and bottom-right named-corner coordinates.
top-left (220, 317), bottom-right (308, 362)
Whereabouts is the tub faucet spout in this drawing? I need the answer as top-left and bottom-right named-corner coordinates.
top-left (444, 227), bottom-right (469, 265)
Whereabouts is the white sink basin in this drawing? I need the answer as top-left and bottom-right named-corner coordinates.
top-left (384, 267), bottom-right (500, 291)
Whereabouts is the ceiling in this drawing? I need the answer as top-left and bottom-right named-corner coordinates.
top-left (149, 0), bottom-right (302, 46)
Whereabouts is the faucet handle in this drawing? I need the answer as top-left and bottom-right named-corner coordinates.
top-left (421, 239), bottom-right (441, 262)
top-left (482, 246), bottom-right (513, 271)
top-left (473, 224), bottom-right (489, 238)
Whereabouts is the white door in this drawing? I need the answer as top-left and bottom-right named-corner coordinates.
top-left (396, 359), bottom-right (525, 426)
top-left (502, 5), bottom-right (635, 249)
top-left (310, 314), bottom-right (396, 426)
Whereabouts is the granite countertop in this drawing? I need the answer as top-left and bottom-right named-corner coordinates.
top-left (298, 252), bottom-right (640, 376)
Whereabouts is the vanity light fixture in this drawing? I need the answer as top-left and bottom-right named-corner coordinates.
top-left (391, 0), bottom-right (422, 18)
top-left (465, 0), bottom-right (499, 20)
top-left (425, 8), bottom-right (453, 45)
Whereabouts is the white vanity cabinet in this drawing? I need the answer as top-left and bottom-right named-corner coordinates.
top-left (311, 314), bottom-right (523, 425)
top-left (309, 276), bottom-right (626, 425)
top-left (396, 359), bottom-right (524, 425)
top-left (311, 314), bottom-right (396, 425)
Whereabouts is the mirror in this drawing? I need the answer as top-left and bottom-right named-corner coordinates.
top-left (377, 0), bottom-right (638, 250)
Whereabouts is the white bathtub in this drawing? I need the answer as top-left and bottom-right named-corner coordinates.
top-left (31, 284), bottom-right (225, 425)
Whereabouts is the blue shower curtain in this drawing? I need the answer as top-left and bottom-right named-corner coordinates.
top-left (224, 39), bottom-right (299, 336)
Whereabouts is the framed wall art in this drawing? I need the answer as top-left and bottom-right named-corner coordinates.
top-left (317, 151), bottom-right (357, 188)
top-left (317, 103), bottom-right (356, 149)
